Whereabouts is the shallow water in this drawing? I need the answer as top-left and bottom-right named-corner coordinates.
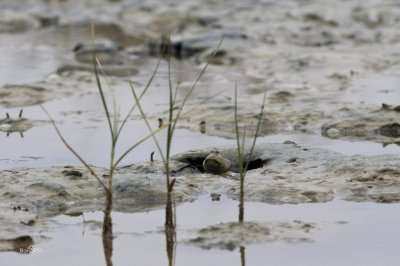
top-left (3, 196), bottom-right (400, 266)
top-left (345, 74), bottom-right (400, 105)
top-left (3, 87), bottom-right (400, 170)
top-left (2, 0), bottom-right (400, 265)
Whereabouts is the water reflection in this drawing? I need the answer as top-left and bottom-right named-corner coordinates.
top-left (102, 200), bottom-right (113, 266)
top-left (165, 227), bottom-right (176, 266)
top-left (240, 246), bottom-right (246, 266)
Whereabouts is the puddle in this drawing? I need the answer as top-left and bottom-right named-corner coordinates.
top-left (3, 88), bottom-right (400, 170)
top-left (344, 74), bottom-right (400, 105)
top-left (0, 77), bottom-right (238, 169)
top-left (2, 196), bottom-right (400, 266)
top-left (2, 0), bottom-right (400, 265)
top-left (3, 108), bottom-right (399, 170)
top-left (258, 134), bottom-right (400, 156)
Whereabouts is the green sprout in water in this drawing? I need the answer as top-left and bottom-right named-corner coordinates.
top-left (234, 82), bottom-right (267, 223)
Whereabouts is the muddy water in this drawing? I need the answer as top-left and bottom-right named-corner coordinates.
top-left (2, 0), bottom-right (400, 265)
top-left (3, 90), bottom-right (399, 170)
top-left (3, 196), bottom-right (400, 266)
top-left (345, 74), bottom-right (400, 105)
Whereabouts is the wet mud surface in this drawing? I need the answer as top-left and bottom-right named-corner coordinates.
top-left (3, 143), bottom-right (400, 218)
top-left (2, 142), bottom-right (400, 255)
top-left (2, 0), bottom-right (400, 264)
top-left (1, 0), bottom-right (399, 145)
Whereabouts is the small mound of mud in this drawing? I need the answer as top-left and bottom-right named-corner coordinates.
top-left (0, 85), bottom-right (47, 108)
top-left (187, 220), bottom-right (315, 250)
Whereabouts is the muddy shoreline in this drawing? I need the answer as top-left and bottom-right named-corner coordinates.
top-left (2, 0), bottom-right (400, 264)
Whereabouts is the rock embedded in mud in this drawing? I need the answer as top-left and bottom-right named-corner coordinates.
top-left (34, 13), bottom-right (59, 28)
top-left (149, 31), bottom-right (249, 59)
top-left (203, 152), bottom-right (232, 175)
top-left (270, 91), bottom-right (293, 102)
top-left (73, 39), bottom-right (124, 65)
top-left (62, 169), bottom-right (84, 180)
top-left (210, 193), bottom-right (221, 201)
top-left (377, 123), bottom-right (400, 138)
top-left (325, 127), bottom-right (341, 138)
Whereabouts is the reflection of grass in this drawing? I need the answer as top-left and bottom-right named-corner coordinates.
top-left (234, 83), bottom-right (267, 223)
top-left (131, 36), bottom-right (223, 229)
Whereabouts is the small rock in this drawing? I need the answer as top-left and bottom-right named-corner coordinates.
top-left (73, 39), bottom-right (123, 64)
top-left (326, 127), bottom-right (341, 138)
top-left (377, 123), bottom-right (400, 138)
top-left (62, 169), bottom-right (84, 180)
top-left (286, 157), bottom-right (297, 163)
top-left (283, 140), bottom-right (298, 145)
top-left (35, 14), bottom-right (59, 27)
top-left (210, 193), bottom-right (221, 201)
top-left (203, 151), bottom-right (231, 175)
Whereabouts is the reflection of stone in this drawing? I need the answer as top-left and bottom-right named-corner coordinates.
top-left (0, 110), bottom-right (33, 137)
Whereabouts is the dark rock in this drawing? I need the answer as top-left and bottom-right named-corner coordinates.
top-left (377, 123), bottom-right (400, 138)
top-left (210, 193), bottom-right (221, 201)
top-left (35, 14), bottom-right (59, 27)
top-left (149, 31), bottom-right (248, 59)
top-left (382, 103), bottom-right (391, 110)
top-left (62, 169), bottom-right (85, 180)
top-left (73, 39), bottom-right (123, 64)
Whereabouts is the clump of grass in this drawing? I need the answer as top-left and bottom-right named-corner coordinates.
top-left (234, 83), bottom-right (267, 223)
top-left (130, 36), bottom-right (223, 229)
top-left (41, 25), bottom-right (167, 266)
